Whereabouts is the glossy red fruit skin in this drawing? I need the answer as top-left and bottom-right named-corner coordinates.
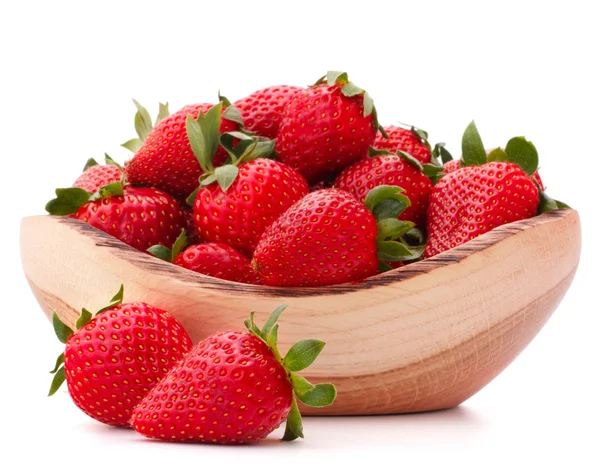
top-left (424, 162), bottom-right (539, 258)
top-left (233, 85), bottom-right (303, 139)
top-left (373, 126), bottom-right (431, 164)
top-left (174, 242), bottom-right (263, 284)
top-left (64, 302), bottom-right (193, 427)
top-left (125, 103), bottom-right (239, 198)
top-left (73, 165), bottom-right (122, 193)
top-left (253, 188), bottom-right (379, 287)
top-left (334, 154), bottom-right (432, 230)
top-left (73, 186), bottom-right (185, 252)
top-left (444, 159), bottom-right (545, 190)
top-left (132, 331), bottom-right (292, 444)
top-left (276, 83), bottom-right (377, 183)
top-left (193, 158), bottom-right (309, 255)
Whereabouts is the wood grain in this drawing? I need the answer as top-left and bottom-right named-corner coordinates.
top-left (20, 209), bottom-right (581, 415)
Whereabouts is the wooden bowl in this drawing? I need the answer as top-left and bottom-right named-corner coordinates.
top-left (20, 209), bottom-right (581, 415)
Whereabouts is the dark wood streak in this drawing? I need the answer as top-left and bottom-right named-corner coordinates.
top-left (58, 210), bottom-right (575, 298)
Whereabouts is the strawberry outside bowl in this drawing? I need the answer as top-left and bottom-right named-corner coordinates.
top-left (19, 208), bottom-right (581, 415)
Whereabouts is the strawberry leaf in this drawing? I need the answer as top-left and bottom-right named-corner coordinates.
top-left (46, 188), bottom-right (92, 216)
top-left (504, 136), bottom-right (539, 175)
top-left (49, 353), bottom-right (64, 374)
top-left (265, 323), bottom-right (279, 348)
top-left (121, 138), bottom-right (143, 153)
top-left (222, 104), bottom-right (244, 125)
top-left (377, 218), bottom-right (415, 242)
top-left (147, 244), bottom-right (172, 262)
top-left (422, 163), bottom-right (445, 184)
top-left (341, 82), bottom-right (363, 97)
top-left (75, 308), bottom-right (93, 330)
top-left (261, 304), bottom-right (288, 337)
top-left (53, 312), bottom-right (73, 344)
top-left (214, 164), bottom-right (240, 191)
top-left (377, 240), bottom-right (414, 261)
top-left (96, 285), bottom-right (124, 315)
top-left (432, 142), bottom-right (454, 165)
top-left (487, 147), bottom-right (508, 163)
top-left (290, 373), bottom-right (315, 396)
top-left (186, 103), bottom-right (223, 173)
top-left (296, 383), bottom-right (337, 407)
top-left (133, 99), bottom-right (153, 142)
top-left (48, 366), bottom-right (66, 397)
top-left (283, 339), bottom-right (326, 372)
top-left (326, 71), bottom-right (348, 85)
top-left (396, 150), bottom-right (424, 171)
top-left (538, 191), bottom-right (571, 213)
top-left (461, 121), bottom-right (487, 166)
top-left (187, 187), bottom-right (199, 206)
top-left (282, 397), bottom-right (304, 441)
top-left (156, 102), bottom-right (170, 125)
top-left (83, 158), bottom-right (99, 171)
top-left (89, 181), bottom-right (124, 201)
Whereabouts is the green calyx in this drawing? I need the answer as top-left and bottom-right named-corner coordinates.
top-left (185, 102), bottom-right (275, 201)
top-left (243, 305), bottom-right (337, 442)
top-left (314, 71), bottom-right (383, 135)
top-left (46, 155), bottom-right (126, 216)
top-left (363, 185), bottom-right (425, 270)
top-left (148, 229), bottom-right (188, 262)
top-left (121, 99), bottom-right (170, 153)
top-left (460, 120), bottom-right (539, 175)
top-left (48, 285), bottom-right (125, 396)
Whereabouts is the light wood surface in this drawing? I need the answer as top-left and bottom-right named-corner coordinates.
top-left (20, 209), bottom-right (581, 415)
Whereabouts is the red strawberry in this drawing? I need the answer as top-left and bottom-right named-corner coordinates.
top-left (148, 231), bottom-right (263, 284)
top-left (424, 121), bottom-right (555, 258)
top-left (132, 305), bottom-right (336, 443)
top-left (73, 157), bottom-right (122, 193)
top-left (334, 152), bottom-right (434, 230)
top-left (276, 71), bottom-right (381, 183)
top-left (373, 125), bottom-right (432, 164)
top-left (233, 85), bottom-right (303, 138)
top-left (185, 104), bottom-right (309, 255)
top-left (253, 186), bottom-right (422, 287)
top-left (46, 181), bottom-right (185, 252)
top-left (49, 286), bottom-right (193, 427)
top-left (125, 102), bottom-right (242, 198)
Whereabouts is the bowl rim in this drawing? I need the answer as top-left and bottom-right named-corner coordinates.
top-left (27, 209), bottom-right (576, 297)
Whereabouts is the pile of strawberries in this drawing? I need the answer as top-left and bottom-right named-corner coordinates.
top-left (46, 71), bottom-right (567, 287)
top-left (49, 286), bottom-right (335, 444)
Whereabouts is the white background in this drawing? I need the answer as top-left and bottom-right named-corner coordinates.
top-left (2, 1), bottom-right (599, 473)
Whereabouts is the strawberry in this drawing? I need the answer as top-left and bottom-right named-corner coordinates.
top-left (232, 85), bottom-right (303, 138)
top-left (253, 186), bottom-right (423, 287)
top-left (276, 71), bottom-right (381, 183)
top-left (148, 231), bottom-right (263, 284)
top-left (46, 172), bottom-right (185, 252)
top-left (424, 121), bottom-right (566, 258)
top-left (73, 156), bottom-right (122, 193)
top-left (334, 150), bottom-right (437, 230)
top-left (124, 101), bottom-right (242, 198)
top-left (132, 305), bottom-right (336, 443)
top-left (373, 125), bottom-right (432, 164)
top-left (186, 104), bottom-right (309, 255)
top-left (48, 286), bottom-right (193, 427)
